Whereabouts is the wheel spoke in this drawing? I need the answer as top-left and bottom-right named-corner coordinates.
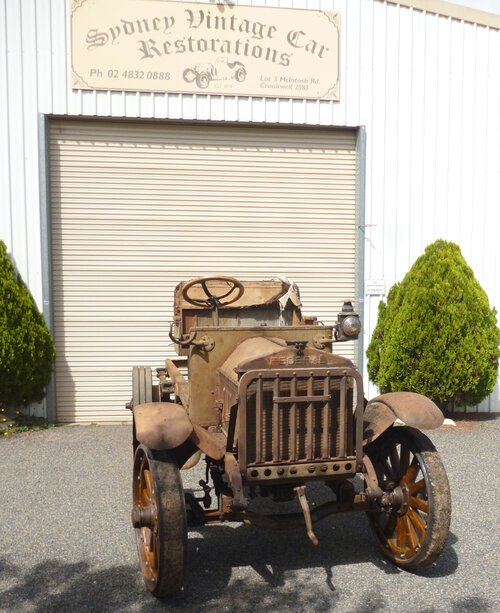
top-left (144, 469), bottom-right (154, 494)
top-left (139, 457), bottom-right (147, 485)
top-left (405, 515), bottom-right (419, 550)
top-left (404, 456), bottom-right (420, 483)
top-left (146, 532), bottom-right (155, 564)
top-left (400, 445), bottom-right (410, 475)
top-left (381, 456), bottom-right (395, 480)
top-left (383, 509), bottom-right (398, 538)
top-left (136, 455), bottom-right (158, 580)
top-left (396, 516), bottom-right (406, 549)
top-left (149, 527), bottom-right (156, 553)
top-left (408, 507), bottom-right (426, 536)
top-left (389, 444), bottom-right (401, 479)
top-left (410, 496), bottom-right (429, 514)
top-left (410, 478), bottom-right (425, 494)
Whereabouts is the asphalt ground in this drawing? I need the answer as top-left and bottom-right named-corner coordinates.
top-left (0, 419), bottom-right (499, 613)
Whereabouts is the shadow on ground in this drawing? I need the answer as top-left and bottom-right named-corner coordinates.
top-left (450, 412), bottom-right (500, 429)
top-left (0, 514), bottom-right (460, 613)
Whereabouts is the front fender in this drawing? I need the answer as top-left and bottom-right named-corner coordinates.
top-left (363, 392), bottom-right (444, 445)
top-left (133, 402), bottom-right (225, 460)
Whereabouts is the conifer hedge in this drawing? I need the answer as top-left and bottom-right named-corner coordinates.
top-left (367, 240), bottom-right (500, 408)
top-left (0, 241), bottom-right (56, 408)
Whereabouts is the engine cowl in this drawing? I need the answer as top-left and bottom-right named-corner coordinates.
top-left (218, 336), bottom-right (355, 385)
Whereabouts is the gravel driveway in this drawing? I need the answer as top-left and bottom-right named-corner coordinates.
top-left (1, 419), bottom-right (499, 613)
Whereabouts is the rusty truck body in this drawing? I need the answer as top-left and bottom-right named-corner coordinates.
top-left (128, 276), bottom-right (451, 597)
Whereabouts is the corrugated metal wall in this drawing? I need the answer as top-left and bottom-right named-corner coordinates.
top-left (1, 0), bottom-right (499, 412)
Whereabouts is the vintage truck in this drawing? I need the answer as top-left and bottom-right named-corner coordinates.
top-left (127, 276), bottom-right (451, 597)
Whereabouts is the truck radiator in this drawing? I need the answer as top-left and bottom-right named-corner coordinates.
top-left (239, 369), bottom-right (358, 468)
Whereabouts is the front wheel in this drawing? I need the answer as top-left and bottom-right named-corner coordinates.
top-left (182, 68), bottom-right (196, 83)
top-left (132, 445), bottom-right (187, 597)
top-left (365, 426), bottom-right (451, 569)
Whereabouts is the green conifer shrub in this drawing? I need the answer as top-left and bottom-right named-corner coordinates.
top-left (367, 239), bottom-right (500, 408)
top-left (0, 241), bottom-right (56, 409)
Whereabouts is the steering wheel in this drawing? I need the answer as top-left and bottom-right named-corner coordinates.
top-left (181, 276), bottom-right (244, 309)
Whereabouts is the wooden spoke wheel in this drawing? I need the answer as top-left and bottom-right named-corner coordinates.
top-left (366, 426), bottom-right (451, 569)
top-left (132, 445), bottom-right (187, 597)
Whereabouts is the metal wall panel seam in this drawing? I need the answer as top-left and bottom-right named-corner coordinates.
top-left (21, 0), bottom-right (40, 295)
top-left (7, 0), bottom-right (28, 279)
top-left (420, 8), bottom-right (427, 251)
top-left (469, 23), bottom-right (478, 262)
top-left (392, 2), bottom-right (401, 284)
top-left (0, 0), bottom-right (13, 251)
top-left (38, 113), bottom-right (55, 421)
top-left (333, 0), bottom-right (347, 127)
top-left (444, 16), bottom-right (453, 240)
top-left (345, 0), bottom-right (361, 126)
top-left (356, 125), bottom-right (366, 374)
top-left (431, 12), bottom-right (440, 239)
top-left (36, 0), bottom-right (53, 113)
top-left (51, 0), bottom-right (66, 115)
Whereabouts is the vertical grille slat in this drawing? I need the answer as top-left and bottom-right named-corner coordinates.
top-left (321, 375), bottom-right (330, 458)
top-left (338, 376), bottom-right (347, 458)
top-left (272, 377), bottom-right (280, 461)
top-left (289, 375), bottom-right (297, 462)
top-left (306, 375), bottom-right (314, 461)
top-left (255, 376), bottom-right (263, 463)
top-left (244, 369), bottom-right (357, 466)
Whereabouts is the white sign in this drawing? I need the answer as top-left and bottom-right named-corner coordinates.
top-left (365, 279), bottom-right (386, 296)
top-left (71, 0), bottom-right (340, 100)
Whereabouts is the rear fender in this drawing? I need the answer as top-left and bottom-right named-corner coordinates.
top-left (133, 402), bottom-right (225, 460)
top-left (363, 392), bottom-right (444, 445)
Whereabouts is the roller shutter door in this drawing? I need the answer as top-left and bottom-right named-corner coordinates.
top-left (50, 119), bottom-right (358, 423)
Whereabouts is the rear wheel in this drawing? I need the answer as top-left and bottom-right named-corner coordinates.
top-left (366, 426), bottom-right (451, 569)
top-left (235, 67), bottom-right (246, 82)
top-left (132, 445), bottom-right (187, 597)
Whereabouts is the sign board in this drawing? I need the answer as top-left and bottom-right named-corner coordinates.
top-left (365, 279), bottom-right (386, 296)
top-left (71, 0), bottom-right (340, 100)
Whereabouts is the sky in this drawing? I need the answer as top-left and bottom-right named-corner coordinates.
top-left (451, 0), bottom-right (500, 14)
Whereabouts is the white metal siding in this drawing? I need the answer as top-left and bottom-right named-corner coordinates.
top-left (50, 119), bottom-right (357, 422)
top-left (2, 0), bottom-right (500, 412)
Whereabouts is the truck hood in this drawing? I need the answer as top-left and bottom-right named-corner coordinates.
top-left (217, 336), bottom-right (354, 386)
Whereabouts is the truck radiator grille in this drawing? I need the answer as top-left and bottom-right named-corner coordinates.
top-left (241, 370), bottom-right (355, 467)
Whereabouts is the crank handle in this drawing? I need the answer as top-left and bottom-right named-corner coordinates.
top-left (169, 323), bottom-right (197, 347)
top-left (169, 323), bottom-right (215, 351)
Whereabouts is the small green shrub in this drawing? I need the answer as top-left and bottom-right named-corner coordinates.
top-left (367, 239), bottom-right (500, 408)
top-left (0, 241), bottom-right (56, 409)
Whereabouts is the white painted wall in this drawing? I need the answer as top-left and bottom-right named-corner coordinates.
top-left (1, 0), bottom-right (499, 411)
